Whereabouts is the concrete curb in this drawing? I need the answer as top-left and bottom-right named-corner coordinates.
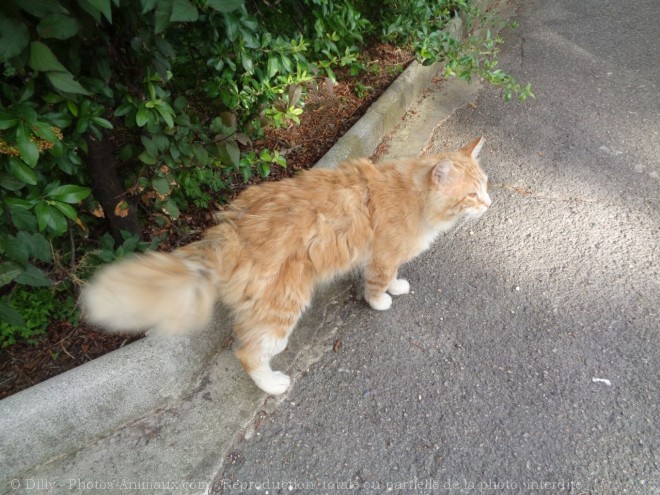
top-left (0, 3), bottom-right (515, 487)
top-left (314, 17), bottom-right (464, 169)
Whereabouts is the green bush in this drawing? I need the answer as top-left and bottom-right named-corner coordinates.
top-left (0, 285), bottom-right (78, 347)
top-left (0, 0), bottom-right (530, 339)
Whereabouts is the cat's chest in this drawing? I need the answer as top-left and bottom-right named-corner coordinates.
top-left (416, 220), bottom-right (456, 254)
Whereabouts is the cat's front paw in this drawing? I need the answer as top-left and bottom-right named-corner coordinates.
top-left (366, 292), bottom-right (392, 311)
top-left (387, 278), bottom-right (410, 296)
top-left (250, 370), bottom-right (291, 395)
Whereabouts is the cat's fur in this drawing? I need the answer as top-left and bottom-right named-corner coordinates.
top-left (82, 137), bottom-right (491, 394)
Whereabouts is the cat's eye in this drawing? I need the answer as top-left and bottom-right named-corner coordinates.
top-left (468, 192), bottom-right (478, 198)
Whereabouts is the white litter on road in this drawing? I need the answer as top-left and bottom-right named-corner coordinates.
top-left (592, 377), bottom-right (612, 386)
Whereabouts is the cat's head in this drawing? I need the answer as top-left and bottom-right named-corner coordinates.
top-left (427, 136), bottom-right (491, 222)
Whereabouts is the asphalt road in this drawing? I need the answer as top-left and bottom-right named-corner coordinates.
top-left (212, 0), bottom-right (659, 493)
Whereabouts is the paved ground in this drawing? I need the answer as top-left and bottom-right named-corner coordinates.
top-left (213, 0), bottom-right (659, 494)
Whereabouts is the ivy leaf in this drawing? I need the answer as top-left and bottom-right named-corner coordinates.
top-left (47, 184), bottom-right (92, 203)
top-left (16, 123), bottom-right (39, 168)
top-left (170, 0), bottom-right (198, 22)
top-left (37, 14), bottom-right (80, 40)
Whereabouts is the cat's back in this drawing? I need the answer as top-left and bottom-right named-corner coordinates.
top-left (214, 160), bottom-right (375, 267)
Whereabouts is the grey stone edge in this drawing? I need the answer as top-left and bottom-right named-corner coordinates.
top-left (0, 11), bottom-right (477, 480)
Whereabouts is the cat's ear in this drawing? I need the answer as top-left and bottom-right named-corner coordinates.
top-left (460, 136), bottom-right (485, 159)
top-left (431, 159), bottom-right (453, 186)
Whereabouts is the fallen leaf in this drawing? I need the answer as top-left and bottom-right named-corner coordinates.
top-left (91, 203), bottom-right (105, 218)
top-left (333, 336), bottom-right (343, 352)
top-left (469, 101), bottom-right (478, 109)
top-left (114, 200), bottom-right (129, 218)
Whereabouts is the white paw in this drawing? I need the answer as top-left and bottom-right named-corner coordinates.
top-left (367, 292), bottom-right (392, 311)
top-left (388, 278), bottom-right (410, 296)
top-left (250, 370), bottom-right (291, 395)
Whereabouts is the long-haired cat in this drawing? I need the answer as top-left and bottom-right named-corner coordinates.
top-left (82, 137), bottom-right (491, 395)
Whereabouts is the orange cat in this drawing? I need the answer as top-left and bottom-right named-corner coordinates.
top-left (82, 137), bottom-right (491, 394)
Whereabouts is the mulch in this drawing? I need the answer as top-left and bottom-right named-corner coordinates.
top-left (0, 43), bottom-right (414, 400)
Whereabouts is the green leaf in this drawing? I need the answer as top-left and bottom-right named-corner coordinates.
top-left (24, 232), bottom-right (52, 263)
top-left (0, 109), bottom-right (18, 130)
top-left (37, 14), bottom-right (80, 39)
top-left (141, 0), bottom-right (158, 13)
top-left (0, 300), bottom-right (25, 327)
top-left (206, 0), bottom-right (243, 13)
top-left (30, 122), bottom-right (59, 143)
top-left (267, 56), bottom-right (279, 78)
top-left (88, 0), bottom-right (113, 22)
top-left (8, 206), bottom-right (38, 232)
top-left (46, 184), bottom-right (92, 203)
top-left (218, 141), bottom-right (240, 168)
top-left (46, 71), bottom-right (90, 95)
top-left (192, 143), bottom-right (209, 165)
top-left (160, 198), bottom-right (180, 219)
top-left (29, 41), bottom-right (68, 72)
top-left (241, 54), bottom-right (254, 74)
top-left (0, 262), bottom-right (24, 287)
top-left (7, 157), bottom-right (38, 185)
top-left (170, 0), bottom-right (198, 22)
top-left (15, 264), bottom-right (52, 287)
top-left (17, 0), bottom-right (65, 17)
top-left (35, 202), bottom-right (68, 233)
top-left (4, 236), bottom-right (29, 264)
top-left (16, 124), bottom-right (39, 168)
top-left (91, 117), bottom-right (113, 129)
top-left (154, 0), bottom-right (173, 33)
top-left (50, 201), bottom-right (77, 220)
top-left (138, 150), bottom-right (157, 164)
top-left (136, 106), bottom-right (150, 127)
top-left (223, 13), bottom-right (239, 42)
top-left (152, 177), bottom-right (170, 195)
top-left (0, 15), bottom-right (30, 61)
top-left (0, 172), bottom-right (26, 191)
top-left (154, 103), bottom-right (174, 128)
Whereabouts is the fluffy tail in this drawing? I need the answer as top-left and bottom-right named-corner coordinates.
top-left (81, 245), bottom-right (220, 336)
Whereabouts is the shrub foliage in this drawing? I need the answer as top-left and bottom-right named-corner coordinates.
top-left (0, 0), bottom-right (530, 343)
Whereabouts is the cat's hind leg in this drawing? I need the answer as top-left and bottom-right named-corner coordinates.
top-left (235, 332), bottom-right (292, 395)
top-left (233, 304), bottom-right (304, 395)
top-left (387, 277), bottom-right (410, 295)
